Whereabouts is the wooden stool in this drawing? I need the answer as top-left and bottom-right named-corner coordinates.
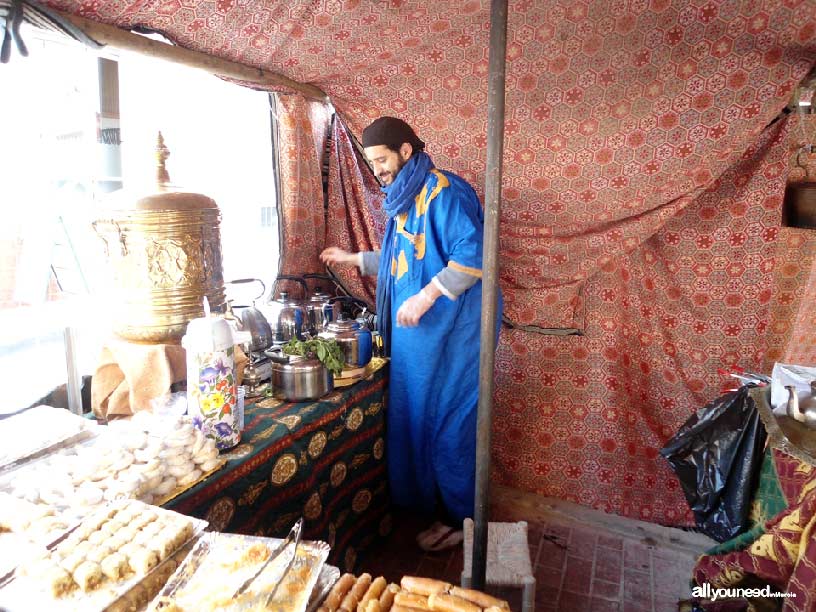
top-left (461, 519), bottom-right (536, 612)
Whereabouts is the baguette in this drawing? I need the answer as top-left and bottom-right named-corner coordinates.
top-left (394, 592), bottom-right (431, 610)
top-left (358, 576), bottom-right (388, 612)
top-left (400, 576), bottom-right (451, 597)
top-left (378, 583), bottom-right (400, 612)
top-left (365, 601), bottom-right (382, 612)
top-left (325, 573), bottom-right (357, 611)
top-left (391, 607), bottom-right (428, 612)
top-left (427, 593), bottom-right (481, 612)
top-left (350, 573), bottom-right (373, 601)
top-left (449, 586), bottom-right (510, 609)
top-left (340, 590), bottom-right (360, 612)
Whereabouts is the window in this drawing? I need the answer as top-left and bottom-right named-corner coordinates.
top-left (0, 27), bottom-right (280, 413)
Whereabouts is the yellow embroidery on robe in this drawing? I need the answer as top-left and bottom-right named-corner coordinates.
top-left (397, 250), bottom-right (409, 280)
top-left (449, 260), bottom-right (483, 277)
top-left (422, 170), bottom-right (449, 215)
top-left (415, 233), bottom-right (426, 260)
top-left (391, 257), bottom-right (397, 276)
top-left (415, 184), bottom-right (429, 216)
top-left (395, 212), bottom-right (415, 243)
top-left (413, 170), bottom-right (449, 258)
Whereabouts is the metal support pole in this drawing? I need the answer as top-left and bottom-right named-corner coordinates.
top-left (64, 327), bottom-right (84, 416)
top-left (472, 0), bottom-right (508, 592)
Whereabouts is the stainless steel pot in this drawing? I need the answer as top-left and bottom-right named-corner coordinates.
top-left (319, 315), bottom-right (373, 372)
top-left (265, 349), bottom-right (333, 401)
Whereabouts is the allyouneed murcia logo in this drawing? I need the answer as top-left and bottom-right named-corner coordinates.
top-left (693, 583), bottom-right (796, 601)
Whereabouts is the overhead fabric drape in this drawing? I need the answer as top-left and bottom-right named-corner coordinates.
top-left (324, 117), bottom-right (385, 307)
top-left (45, 0), bottom-right (816, 524)
top-left (275, 95), bottom-right (330, 278)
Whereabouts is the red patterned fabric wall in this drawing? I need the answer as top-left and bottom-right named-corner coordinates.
top-left (44, 0), bottom-right (816, 524)
top-left (324, 118), bottom-right (385, 307)
top-left (275, 96), bottom-right (329, 278)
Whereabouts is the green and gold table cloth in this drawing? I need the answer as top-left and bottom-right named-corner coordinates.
top-left (165, 361), bottom-right (390, 572)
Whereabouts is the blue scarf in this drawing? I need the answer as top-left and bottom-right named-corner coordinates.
top-left (376, 152), bottom-right (434, 355)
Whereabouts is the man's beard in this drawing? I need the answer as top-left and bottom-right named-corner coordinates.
top-left (380, 157), bottom-right (407, 185)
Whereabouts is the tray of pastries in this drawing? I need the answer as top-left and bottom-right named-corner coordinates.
top-left (0, 405), bottom-right (94, 471)
top-left (0, 499), bottom-right (206, 612)
top-left (316, 574), bottom-right (510, 612)
top-left (0, 415), bottom-right (225, 538)
top-left (149, 531), bottom-right (330, 612)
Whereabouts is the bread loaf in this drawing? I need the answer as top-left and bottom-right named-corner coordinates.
top-left (358, 576), bottom-right (387, 612)
top-left (394, 591), bottom-right (431, 610)
top-left (449, 586), bottom-right (510, 609)
top-left (378, 583), bottom-right (400, 612)
top-left (325, 573), bottom-right (357, 611)
top-left (399, 576), bottom-right (451, 597)
top-left (427, 593), bottom-right (481, 612)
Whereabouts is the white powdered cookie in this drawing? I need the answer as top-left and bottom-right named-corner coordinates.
top-left (152, 477), bottom-right (177, 497)
top-left (177, 469), bottom-right (202, 487)
top-left (199, 457), bottom-right (222, 473)
top-left (167, 462), bottom-right (196, 478)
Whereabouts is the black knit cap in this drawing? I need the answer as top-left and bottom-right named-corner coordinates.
top-left (361, 116), bottom-right (425, 152)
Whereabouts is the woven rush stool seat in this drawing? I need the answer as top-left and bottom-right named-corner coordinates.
top-left (461, 519), bottom-right (536, 612)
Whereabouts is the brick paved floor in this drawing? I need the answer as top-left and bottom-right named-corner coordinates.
top-left (357, 493), bottom-right (706, 612)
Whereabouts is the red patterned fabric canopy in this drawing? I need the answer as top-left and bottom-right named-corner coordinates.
top-left (44, 0), bottom-right (816, 524)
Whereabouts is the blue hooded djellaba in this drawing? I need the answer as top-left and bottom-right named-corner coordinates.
top-left (375, 151), bottom-right (503, 524)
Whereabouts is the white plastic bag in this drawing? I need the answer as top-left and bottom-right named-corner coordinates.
top-left (770, 363), bottom-right (816, 415)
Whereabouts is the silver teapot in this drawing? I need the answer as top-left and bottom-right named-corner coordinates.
top-left (304, 287), bottom-right (336, 335)
top-left (319, 314), bottom-right (373, 374)
top-left (258, 276), bottom-right (310, 343)
top-left (227, 278), bottom-right (273, 352)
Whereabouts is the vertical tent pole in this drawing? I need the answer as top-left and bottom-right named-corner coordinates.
top-left (472, 0), bottom-right (508, 592)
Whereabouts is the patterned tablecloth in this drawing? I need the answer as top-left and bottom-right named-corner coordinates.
top-left (164, 360), bottom-right (390, 572)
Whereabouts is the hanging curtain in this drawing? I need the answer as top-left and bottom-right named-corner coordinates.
top-left (324, 116), bottom-right (384, 307)
top-left (275, 94), bottom-right (331, 278)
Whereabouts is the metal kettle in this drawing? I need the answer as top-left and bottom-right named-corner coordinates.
top-left (226, 278), bottom-right (273, 352)
top-left (785, 383), bottom-right (816, 429)
top-left (319, 314), bottom-right (373, 373)
top-left (259, 276), bottom-right (310, 343)
top-left (304, 287), bottom-right (335, 335)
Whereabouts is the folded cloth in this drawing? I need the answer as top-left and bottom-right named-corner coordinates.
top-left (91, 341), bottom-right (187, 421)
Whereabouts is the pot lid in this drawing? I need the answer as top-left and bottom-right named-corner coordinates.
top-left (324, 316), bottom-right (360, 333)
top-left (307, 289), bottom-right (332, 304)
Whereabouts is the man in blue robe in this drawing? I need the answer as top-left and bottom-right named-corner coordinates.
top-left (321, 116), bottom-right (502, 551)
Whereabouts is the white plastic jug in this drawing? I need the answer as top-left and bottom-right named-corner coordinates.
top-left (182, 309), bottom-right (241, 450)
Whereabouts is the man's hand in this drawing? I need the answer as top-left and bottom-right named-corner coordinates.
top-left (396, 286), bottom-right (438, 327)
top-left (320, 247), bottom-right (358, 267)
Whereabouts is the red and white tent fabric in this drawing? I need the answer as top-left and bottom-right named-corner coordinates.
top-left (46, 0), bottom-right (816, 524)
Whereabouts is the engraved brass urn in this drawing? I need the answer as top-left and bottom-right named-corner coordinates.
top-left (93, 134), bottom-right (226, 343)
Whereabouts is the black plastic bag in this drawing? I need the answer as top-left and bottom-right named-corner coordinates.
top-left (659, 384), bottom-right (767, 542)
